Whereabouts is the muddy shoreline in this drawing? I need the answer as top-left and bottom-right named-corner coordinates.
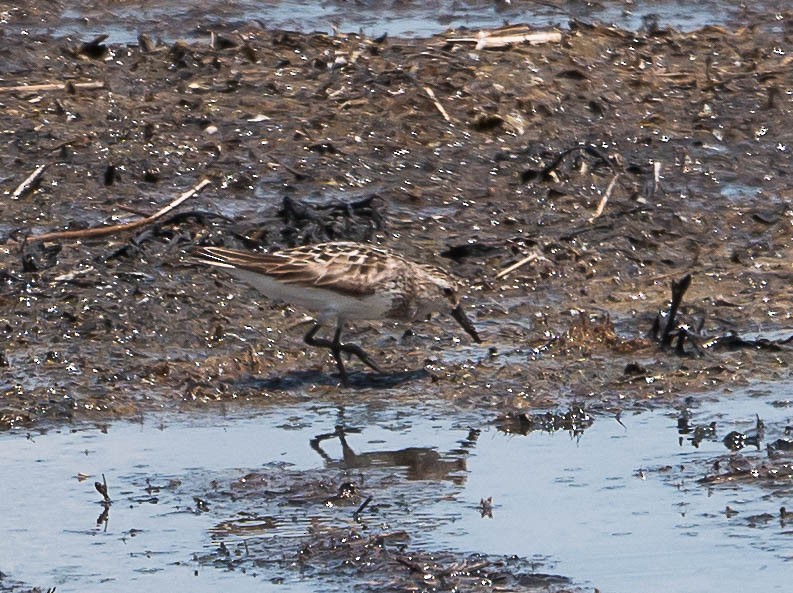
top-left (3, 18), bottom-right (792, 428)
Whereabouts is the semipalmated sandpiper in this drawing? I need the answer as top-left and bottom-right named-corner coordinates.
top-left (193, 241), bottom-right (481, 384)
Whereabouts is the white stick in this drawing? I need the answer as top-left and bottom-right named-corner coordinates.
top-left (0, 81), bottom-right (105, 93)
top-left (424, 86), bottom-right (452, 123)
top-left (589, 173), bottom-right (620, 222)
top-left (495, 252), bottom-right (541, 279)
top-left (10, 164), bottom-right (46, 199)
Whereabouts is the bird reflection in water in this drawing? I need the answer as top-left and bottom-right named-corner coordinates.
top-left (310, 426), bottom-right (476, 485)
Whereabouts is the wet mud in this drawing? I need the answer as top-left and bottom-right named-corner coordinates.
top-left (3, 13), bottom-right (793, 425)
top-left (2, 1), bottom-right (793, 591)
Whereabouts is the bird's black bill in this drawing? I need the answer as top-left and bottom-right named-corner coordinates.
top-left (451, 304), bottom-right (481, 343)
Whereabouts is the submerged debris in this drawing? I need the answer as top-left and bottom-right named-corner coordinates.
top-left (207, 523), bottom-right (572, 593)
top-left (192, 457), bottom-right (569, 591)
top-left (768, 438), bottom-right (793, 458)
top-left (699, 457), bottom-right (793, 485)
top-left (478, 496), bottom-right (494, 518)
top-left (498, 406), bottom-right (594, 436)
top-left (722, 415), bottom-right (765, 451)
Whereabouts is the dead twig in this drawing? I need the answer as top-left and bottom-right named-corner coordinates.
top-left (444, 27), bottom-right (562, 50)
top-left (264, 152), bottom-right (308, 180)
top-left (352, 495), bottom-right (373, 521)
top-left (0, 81), bottom-right (105, 93)
top-left (520, 144), bottom-right (613, 184)
top-left (10, 164), bottom-right (47, 199)
top-left (475, 30), bottom-right (561, 50)
top-left (396, 556), bottom-right (428, 574)
top-left (424, 86), bottom-right (452, 123)
top-left (589, 172), bottom-right (620, 222)
top-left (94, 472), bottom-right (111, 504)
top-left (20, 178), bottom-right (211, 244)
top-left (659, 274), bottom-right (692, 347)
top-left (495, 251), bottom-right (546, 279)
top-left (115, 204), bottom-right (153, 217)
top-left (647, 160), bottom-right (662, 198)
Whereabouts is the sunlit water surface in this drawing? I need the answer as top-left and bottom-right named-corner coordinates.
top-left (0, 390), bottom-right (791, 592)
top-left (18, 0), bottom-right (787, 43)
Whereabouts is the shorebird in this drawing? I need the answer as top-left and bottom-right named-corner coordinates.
top-left (193, 242), bottom-right (481, 385)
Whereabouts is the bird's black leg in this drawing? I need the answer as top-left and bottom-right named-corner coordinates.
top-left (330, 321), bottom-right (384, 373)
top-left (304, 322), bottom-right (349, 385)
top-left (339, 341), bottom-right (385, 373)
top-left (303, 322), bottom-right (328, 348)
top-left (330, 325), bottom-right (349, 386)
top-left (303, 321), bottom-right (385, 384)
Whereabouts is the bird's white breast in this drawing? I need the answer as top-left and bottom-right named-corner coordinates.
top-left (223, 267), bottom-right (395, 323)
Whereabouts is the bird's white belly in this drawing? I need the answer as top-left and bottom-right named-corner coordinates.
top-left (225, 268), bottom-right (394, 322)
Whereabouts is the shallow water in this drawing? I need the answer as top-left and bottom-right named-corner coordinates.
top-left (1, 389), bottom-right (791, 592)
top-left (0, 412), bottom-right (320, 593)
top-left (449, 399), bottom-right (793, 592)
top-left (17, 0), bottom-right (791, 43)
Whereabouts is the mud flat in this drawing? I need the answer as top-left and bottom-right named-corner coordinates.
top-left (2, 14), bottom-right (793, 424)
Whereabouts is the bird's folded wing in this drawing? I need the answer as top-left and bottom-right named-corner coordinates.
top-left (194, 246), bottom-right (399, 297)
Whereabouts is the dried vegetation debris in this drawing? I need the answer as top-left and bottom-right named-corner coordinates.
top-left (640, 405), bottom-right (793, 509)
top-left (0, 574), bottom-right (54, 593)
top-left (498, 405), bottom-right (594, 436)
top-left (197, 463), bottom-right (571, 593)
top-left (294, 527), bottom-right (572, 593)
top-left (203, 523), bottom-right (573, 593)
top-left (2, 20), bottom-right (793, 426)
top-left (700, 454), bottom-right (793, 485)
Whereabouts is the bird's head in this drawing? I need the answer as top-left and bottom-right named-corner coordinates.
top-left (416, 267), bottom-right (481, 343)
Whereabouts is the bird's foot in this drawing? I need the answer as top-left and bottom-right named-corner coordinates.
top-left (338, 342), bottom-right (385, 374)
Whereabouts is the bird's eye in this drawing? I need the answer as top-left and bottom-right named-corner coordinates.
top-left (442, 287), bottom-right (454, 296)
